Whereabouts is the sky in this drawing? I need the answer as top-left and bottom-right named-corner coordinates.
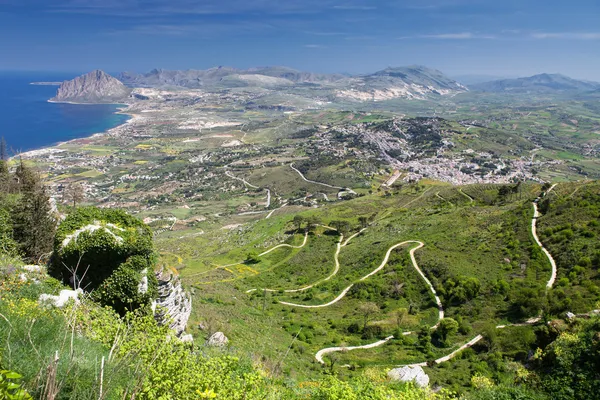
top-left (1, 0), bottom-right (600, 80)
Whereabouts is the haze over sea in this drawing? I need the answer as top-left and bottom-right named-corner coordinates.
top-left (0, 72), bottom-right (129, 153)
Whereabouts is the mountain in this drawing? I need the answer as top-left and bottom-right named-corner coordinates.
top-left (452, 74), bottom-right (517, 85)
top-left (118, 66), bottom-right (345, 88)
top-left (50, 70), bottom-right (132, 103)
top-left (334, 65), bottom-right (468, 101)
top-left (470, 73), bottom-right (600, 93)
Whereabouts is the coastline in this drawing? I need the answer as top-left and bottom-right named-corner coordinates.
top-left (18, 101), bottom-right (135, 158)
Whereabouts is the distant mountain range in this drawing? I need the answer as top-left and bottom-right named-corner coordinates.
top-left (117, 65), bottom-right (468, 101)
top-left (49, 67), bottom-right (600, 105)
top-left (470, 73), bottom-right (600, 93)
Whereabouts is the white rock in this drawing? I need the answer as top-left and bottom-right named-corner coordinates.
top-left (388, 366), bottom-right (430, 387)
top-left (206, 332), bottom-right (229, 347)
top-left (180, 334), bottom-right (194, 343)
top-left (39, 289), bottom-right (83, 308)
top-left (138, 268), bottom-right (148, 294)
top-left (22, 265), bottom-right (44, 273)
top-left (566, 311), bottom-right (576, 320)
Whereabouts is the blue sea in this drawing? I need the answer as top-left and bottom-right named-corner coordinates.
top-left (0, 72), bottom-right (130, 153)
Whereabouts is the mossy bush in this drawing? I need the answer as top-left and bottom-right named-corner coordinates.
top-left (50, 207), bottom-right (154, 290)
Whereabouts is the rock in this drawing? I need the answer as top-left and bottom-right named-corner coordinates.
top-left (138, 268), bottom-right (149, 294)
top-left (180, 334), bottom-right (194, 343)
top-left (50, 70), bottom-right (131, 103)
top-left (388, 366), bottom-right (430, 387)
top-left (153, 269), bottom-right (192, 337)
top-left (566, 311), bottom-right (576, 320)
top-left (206, 332), bottom-right (229, 347)
top-left (22, 265), bottom-right (44, 273)
top-left (39, 289), bottom-right (83, 308)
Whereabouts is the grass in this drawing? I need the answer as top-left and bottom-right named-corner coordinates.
top-left (150, 180), bottom-right (566, 384)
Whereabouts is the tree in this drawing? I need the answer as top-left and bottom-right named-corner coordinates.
top-left (63, 182), bottom-right (85, 207)
top-left (358, 216), bottom-right (369, 228)
top-left (358, 302), bottom-right (379, 330)
top-left (433, 318), bottom-right (459, 347)
top-left (330, 220), bottom-right (351, 236)
top-left (417, 325), bottom-right (432, 356)
top-left (0, 136), bottom-right (7, 161)
top-left (394, 308), bottom-right (408, 330)
top-left (292, 215), bottom-right (305, 231)
top-left (306, 216), bottom-right (321, 232)
top-left (11, 160), bottom-right (55, 262)
top-left (245, 251), bottom-right (260, 264)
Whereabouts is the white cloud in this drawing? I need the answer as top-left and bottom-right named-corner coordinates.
top-left (531, 32), bottom-right (600, 40)
top-left (399, 32), bottom-right (496, 40)
top-left (304, 44), bottom-right (328, 48)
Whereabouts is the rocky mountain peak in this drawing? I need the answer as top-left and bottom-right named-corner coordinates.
top-left (50, 70), bottom-right (131, 103)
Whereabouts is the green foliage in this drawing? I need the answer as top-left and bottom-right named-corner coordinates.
top-left (0, 207), bottom-right (18, 257)
top-left (532, 317), bottom-right (600, 400)
top-left (50, 206), bottom-right (153, 290)
top-left (0, 368), bottom-right (32, 400)
top-left (433, 318), bottom-right (459, 347)
top-left (92, 256), bottom-right (158, 316)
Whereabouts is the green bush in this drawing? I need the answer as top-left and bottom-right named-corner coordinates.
top-left (92, 256), bottom-right (158, 316)
top-left (50, 207), bottom-right (153, 290)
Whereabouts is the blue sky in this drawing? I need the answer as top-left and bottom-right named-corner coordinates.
top-left (2, 0), bottom-right (600, 80)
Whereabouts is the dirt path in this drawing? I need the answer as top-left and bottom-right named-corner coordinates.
top-left (532, 183), bottom-right (558, 289)
top-left (458, 188), bottom-right (474, 204)
top-left (226, 170), bottom-right (272, 209)
top-left (313, 240), bottom-right (446, 364)
top-left (435, 192), bottom-right (454, 207)
top-left (290, 163), bottom-right (345, 190)
top-left (247, 228), bottom-right (367, 294)
top-left (315, 336), bottom-right (395, 364)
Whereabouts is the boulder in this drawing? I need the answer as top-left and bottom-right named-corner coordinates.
top-left (39, 289), bottom-right (83, 308)
top-left (388, 365), bottom-right (430, 387)
top-left (206, 332), bottom-right (229, 347)
top-left (180, 334), bottom-right (194, 343)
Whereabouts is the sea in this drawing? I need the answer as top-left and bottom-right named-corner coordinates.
top-left (0, 71), bottom-right (130, 153)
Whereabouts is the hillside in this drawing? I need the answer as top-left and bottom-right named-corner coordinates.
top-left (470, 73), bottom-right (600, 93)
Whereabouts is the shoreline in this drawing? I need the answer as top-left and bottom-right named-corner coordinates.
top-left (17, 101), bottom-right (136, 159)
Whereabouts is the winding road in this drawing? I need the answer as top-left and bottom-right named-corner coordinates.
top-left (290, 163), bottom-right (344, 190)
top-left (317, 183), bottom-right (560, 366)
top-left (532, 184), bottom-right (558, 289)
top-left (225, 170), bottom-right (272, 209)
top-left (247, 227), bottom-right (367, 294)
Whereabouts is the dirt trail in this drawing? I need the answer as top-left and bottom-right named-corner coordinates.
top-left (532, 183), bottom-right (558, 289)
top-left (314, 240), bottom-right (446, 363)
top-left (247, 227), bottom-right (367, 294)
top-left (290, 163), bottom-right (345, 190)
top-left (226, 170), bottom-right (272, 209)
top-left (459, 188), bottom-right (474, 204)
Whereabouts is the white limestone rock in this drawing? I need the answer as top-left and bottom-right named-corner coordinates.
top-left (206, 332), bottom-right (229, 347)
top-left (39, 289), bottom-right (83, 308)
top-left (180, 334), bottom-right (194, 343)
top-left (153, 269), bottom-right (192, 337)
top-left (388, 365), bottom-right (430, 387)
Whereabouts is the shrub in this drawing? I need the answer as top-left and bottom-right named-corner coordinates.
top-left (50, 207), bottom-right (153, 290)
top-left (91, 256), bottom-right (158, 316)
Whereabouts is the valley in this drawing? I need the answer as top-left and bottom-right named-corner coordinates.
top-left (4, 66), bottom-right (600, 398)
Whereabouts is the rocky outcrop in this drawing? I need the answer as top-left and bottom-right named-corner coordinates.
top-left (206, 332), bottom-right (229, 347)
top-left (39, 289), bottom-right (83, 308)
top-left (50, 70), bottom-right (131, 103)
top-left (153, 269), bottom-right (191, 337)
top-left (388, 366), bottom-right (430, 387)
